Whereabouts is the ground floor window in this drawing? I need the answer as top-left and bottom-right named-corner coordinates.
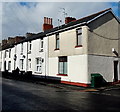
top-left (14, 60), bottom-right (16, 70)
top-left (4, 61), bottom-right (6, 71)
top-left (8, 61), bottom-right (11, 71)
top-left (58, 56), bottom-right (67, 75)
top-left (20, 59), bottom-right (24, 70)
top-left (36, 57), bottom-right (42, 73)
top-left (28, 59), bottom-right (31, 70)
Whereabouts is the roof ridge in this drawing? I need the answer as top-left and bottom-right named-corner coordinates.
top-left (77, 8), bottom-right (112, 21)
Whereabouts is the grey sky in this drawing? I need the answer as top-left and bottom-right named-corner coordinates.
top-left (1, 2), bottom-right (119, 40)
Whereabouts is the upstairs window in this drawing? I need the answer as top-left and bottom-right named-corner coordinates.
top-left (21, 43), bottom-right (23, 54)
top-left (28, 41), bottom-right (32, 53)
top-left (5, 50), bottom-right (7, 58)
top-left (58, 56), bottom-right (67, 76)
top-left (55, 33), bottom-right (60, 50)
top-left (5, 50), bottom-right (8, 58)
top-left (9, 49), bottom-right (11, 58)
top-left (76, 28), bottom-right (82, 47)
top-left (39, 38), bottom-right (44, 52)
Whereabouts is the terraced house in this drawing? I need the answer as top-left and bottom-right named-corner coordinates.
top-left (1, 8), bottom-right (120, 87)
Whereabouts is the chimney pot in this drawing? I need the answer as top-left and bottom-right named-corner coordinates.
top-left (48, 18), bottom-right (50, 24)
top-left (46, 17), bottom-right (48, 24)
top-left (50, 18), bottom-right (52, 25)
top-left (44, 17), bottom-right (46, 24)
top-left (43, 17), bottom-right (53, 31)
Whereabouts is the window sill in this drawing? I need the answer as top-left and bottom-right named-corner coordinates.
top-left (57, 74), bottom-right (68, 76)
top-left (75, 45), bottom-right (82, 48)
top-left (28, 51), bottom-right (31, 54)
top-left (54, 48), bottom-right (60, 51)
top-left (34, 71), bottom-right (42, 74)
top-left (39, 49), bottom-right (43, 52)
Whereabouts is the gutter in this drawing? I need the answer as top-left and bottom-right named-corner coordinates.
top-left (46, 22), bottom-right (87, 36)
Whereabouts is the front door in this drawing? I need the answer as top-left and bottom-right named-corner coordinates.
top-left (4, 61), bottom-right (6, 71)
top-left (114, 61), bottom-right (118, 82)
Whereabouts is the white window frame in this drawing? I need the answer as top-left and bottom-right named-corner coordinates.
top-left (76, 28), bottom-right (82, 47)
top-left (39, 38), bottom-right (44, 52)
top-left (8, 61), bottom-right (11, 71)
top-left (4, 50), bottom-right (7, 58)
top-left (58, 56), bottom-right (67, 75)
top-left (20, 59), bottom-right (24, 70)
top-left (21, 43), bottom-right (23, 54)
top-left (28, 41), bottom-right (32, 53)
top-left (28, 59), bottom-right (31, 70)
top-left (36, 57), bottom-right (43, 73)
top-left (55, 33), bottom-right (60, 50)
top-left (9, 49), bottom-right (11, 58)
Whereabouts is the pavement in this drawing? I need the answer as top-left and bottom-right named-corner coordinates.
top-left (1, 71), bottom-right (120, 92)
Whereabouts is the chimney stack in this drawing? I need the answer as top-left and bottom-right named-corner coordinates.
top-left (7, 37), bottom-right (15, 44)
top-left (15, 36), bottom-right (25, 43)
top-left (42, 17), bottom-right (53, 31)
top-left (65, 17), bottom-right (76, 24)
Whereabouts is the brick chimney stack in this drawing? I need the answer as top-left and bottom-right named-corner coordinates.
top-left (42, 17), bottom-right (53, 31)
top-left (2, 39), bottom-right (7, 45)
top-left (8, 37), bottom-right (15, 44)
top-left (15, 36), bottom-right (25, 43)
top-left (65, 17), bottom-right (76, 24)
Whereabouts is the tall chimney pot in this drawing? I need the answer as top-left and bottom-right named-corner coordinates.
top-left (43, 17), bottom-right (53, 31)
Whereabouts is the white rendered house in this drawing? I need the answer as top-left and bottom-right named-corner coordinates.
top-left (1, 8), bottom-right (120, 87)
top-left (47, 8), bottom-right (120, 87)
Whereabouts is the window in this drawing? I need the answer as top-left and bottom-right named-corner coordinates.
top-left (9, 49), bottom-right (11, 58)
top-left (21, 43), bottom-right (23, 54)
top-left (28, 41), bottom-right (32, 53)
top-left (28, 59), bottom-right (31, 70)
top-left (36, 57), bottom-right (43, 73)
top-left (8, 61), bottom-right (11, 71)
top-left (14, 60), bottom-right (16, 70)
top-left (39, 38), bottom-right (43, 52)
top-left (55, 33), bottom-right (60, 50)
top-left (5, 50), bottom-right (7, 58)
top-left (58, 56), bottom-right (67, 76)
top-left (20, 59), bottom-right (24, 70)
top-left (76, 28), bottom-right (82, 47)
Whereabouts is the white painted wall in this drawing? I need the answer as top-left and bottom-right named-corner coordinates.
top-left (49, 57), bottom-right (58, 77)
top-left (1, 48), bottom-right (12, 72)
top-left (49, 55), bottom-right (89, 83)
top-left (31, 36), bottom-right (48, 76)
top-left (68, 55), bottom-right (88, 83)
top-left (16, 42), bottom-right (27, 71)
top-left (88, 55), bottom-right (120, 82)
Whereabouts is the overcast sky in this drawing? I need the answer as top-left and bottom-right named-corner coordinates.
top-left (1, 1), bottom-right (120, 40)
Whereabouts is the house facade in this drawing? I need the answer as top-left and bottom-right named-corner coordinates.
top-left (29, 34), bottom-right (48, 76)
top-left (48, 8), bottom-right (120, 86)
top-left (1, 8), bottom-right (120, 87)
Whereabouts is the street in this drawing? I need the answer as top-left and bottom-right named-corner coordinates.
top-left (1, 76), bottom-right (120, 112)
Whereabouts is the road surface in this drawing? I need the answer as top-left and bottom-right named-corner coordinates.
top-left (2, 76), bottom-right (120, 112)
